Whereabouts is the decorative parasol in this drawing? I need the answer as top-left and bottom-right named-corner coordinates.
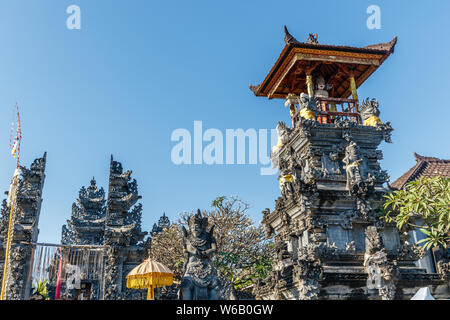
top-left (126, 251), bottom-right (173, 300)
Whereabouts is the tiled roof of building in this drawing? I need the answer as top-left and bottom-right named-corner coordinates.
top-left (391, 153), bottom-right (450, 189)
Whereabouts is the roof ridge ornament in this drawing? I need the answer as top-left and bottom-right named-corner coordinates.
top-left (414, 152), bottom-right (449, 163)
top-left (283, 26), bottom-right (299, 45)
top-left (413, 152), bottom-right (423, 162)
top-left (365, 36), bottom-right (398, 53)
top-left (284, 27), bottom-right (319, 45)
top-left (306, 33), bottom-right (318, 44)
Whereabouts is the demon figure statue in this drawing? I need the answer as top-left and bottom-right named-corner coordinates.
top-left (179, 210), bottom-right (221, 300)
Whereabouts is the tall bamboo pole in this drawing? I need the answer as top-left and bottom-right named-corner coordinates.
top-left (0, 175), bottom-right (18, 300)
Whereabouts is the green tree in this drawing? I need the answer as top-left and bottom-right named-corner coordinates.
top-left (381, 177), bottom-right (450, 249)
top-left (206, 196), bottom-right (273, 290)
top-left (150, 224), bottom-right (185, 282)
top-left (32, 278), bottom-right (50, 300)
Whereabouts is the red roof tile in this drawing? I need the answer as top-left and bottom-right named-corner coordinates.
top-left (391, 153), bottom-right (450, 189)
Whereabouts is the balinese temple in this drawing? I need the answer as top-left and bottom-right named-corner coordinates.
top-left (5, 156), bottom-right (150, 300)
top-left (251, 27), bottom-right (450, 300)
top-left (0, 154), bottom-right (176, 300)
top-left (60, 157), bottom-right (149, 300)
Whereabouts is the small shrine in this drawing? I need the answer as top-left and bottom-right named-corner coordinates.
top-left (250, 27), bottom-right (396, 127)
top-left (251, 27), bottom-right (450, 300)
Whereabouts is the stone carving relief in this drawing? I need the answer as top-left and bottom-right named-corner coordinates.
top-left (396, 232), bottom-right (426, 261)
top-left (364, 226), bottom-right (397, 300)
top-left (103, 245), bottom-right (121, 300)
top-left (1, 154), bottom-right (46, 300)
top-left (345, 241), bottom-right (356, 254)
top-left (343, 141), bottom-right (364, 193)
top-left (360, 98), bottom-right (382, 127)
top-left (298, 93), bottom-right (319, 120)
top-left (261, 208), bottom-right (274, 238)
top-left (320, 147), bottom-right (343, 177)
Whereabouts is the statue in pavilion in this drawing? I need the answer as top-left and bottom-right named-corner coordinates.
top-left (179, 210), bottom-right (221, 300)
top-left (314, 75), bottom-right (332, 98)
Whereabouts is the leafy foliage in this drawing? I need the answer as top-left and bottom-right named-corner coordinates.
top-left (150, 224), bottom-right (185, 282)
top-left (32, 278), bottom-right (50, 300)
top-left (381, 177), bottom-right (450, 249)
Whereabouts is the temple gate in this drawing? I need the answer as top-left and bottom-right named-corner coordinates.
top-left (0, 155), bottom-right (149, 300)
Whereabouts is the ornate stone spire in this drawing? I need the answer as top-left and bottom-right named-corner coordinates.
top-left (61, 177), bottom-right (106, 245)
top-left (151, 212), bottom-right (171, 235)
top-left (104, 155), bottom-right (146, 246)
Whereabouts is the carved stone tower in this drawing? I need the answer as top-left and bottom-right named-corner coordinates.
top-left (0, 153), bottom-right (47, 300)
top-left (250, 28), bottom-right (450, 299)
top-left (102, 155), bottom-right (148, 300)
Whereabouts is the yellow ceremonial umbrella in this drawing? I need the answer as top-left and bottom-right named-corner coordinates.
top-left (126, 253), bottom-right (173, 300)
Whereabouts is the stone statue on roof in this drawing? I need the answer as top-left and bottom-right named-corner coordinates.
top-left (298, 93), bottom-right (318, 120)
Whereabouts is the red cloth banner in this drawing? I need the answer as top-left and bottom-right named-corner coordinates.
top-left (55, 247), bottom-right (63, 299)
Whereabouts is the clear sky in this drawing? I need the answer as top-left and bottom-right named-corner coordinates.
top-left (0, 0), bottom-right (448, 243)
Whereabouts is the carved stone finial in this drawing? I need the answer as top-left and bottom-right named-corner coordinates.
top-left (306, 33), bottom-right (318, 44)
top-left (360, 98), bottom-right (382, 126)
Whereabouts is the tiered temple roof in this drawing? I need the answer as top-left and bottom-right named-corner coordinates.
top-left (250, 26), bottom-right (397, 99)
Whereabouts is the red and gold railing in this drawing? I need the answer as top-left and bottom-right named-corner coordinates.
top-left (292, 97), bottom-right (362, 128)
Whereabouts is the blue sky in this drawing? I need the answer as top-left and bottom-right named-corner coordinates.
top-left (0, 0), bottom-right (448, 243)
